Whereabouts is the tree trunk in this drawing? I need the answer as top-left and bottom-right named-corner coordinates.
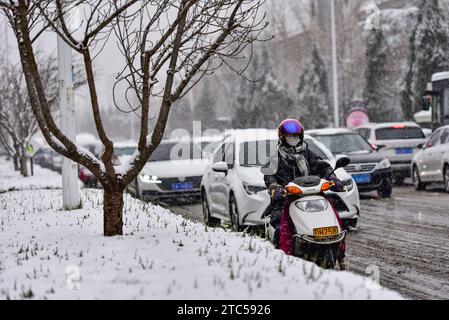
top-left (19, 156), bottom-right (28, 177)
top-left (103, 187), bottom-right (124, 236)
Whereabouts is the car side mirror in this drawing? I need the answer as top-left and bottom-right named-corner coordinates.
top-left (212, 162), bottom-right (228, 174)
top-left (335, 156), bottom-right (350, 169)
top-left (417, 143), bottom-right (424, 150)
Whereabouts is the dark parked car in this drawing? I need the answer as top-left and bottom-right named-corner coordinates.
top-left (307, 129), bottom-right (393, 198)
top-left (33, 147), bottom-right (62, 173)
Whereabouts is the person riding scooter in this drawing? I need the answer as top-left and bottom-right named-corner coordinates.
top-left (261, 119), bottom-right (348, 270)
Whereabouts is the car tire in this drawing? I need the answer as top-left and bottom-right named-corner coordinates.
top-left (229, 194), bottom-right (243, 232)
top-left (377, 178), bottom-right (392, 198)
top-left (202, 190), bottom-right (220, 227)
top-left (444, 165), bottom-right (449, 194)
top-left (413, 166), bottom-right (426, 191)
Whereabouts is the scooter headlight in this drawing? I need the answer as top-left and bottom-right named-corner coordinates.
top-left (295, 199), bottom-right (329, 213)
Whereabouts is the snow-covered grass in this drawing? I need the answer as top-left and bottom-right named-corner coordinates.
top-left (0, 158), bottom-right (403, 300)
top-left (0, 158), bottom-right (64, 193)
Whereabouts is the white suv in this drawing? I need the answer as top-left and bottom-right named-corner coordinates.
top-left (201, 129), bottom-right (360, 231)
top-left (355, 122), bottom-right (426, 184)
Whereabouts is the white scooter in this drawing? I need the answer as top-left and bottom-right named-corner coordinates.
top-left (266, 157), bottom-right (350, 269)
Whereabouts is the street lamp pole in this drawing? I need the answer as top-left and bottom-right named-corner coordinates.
top-left (331, 0), bottom-right (340, 128)
top-left (58, 28), bottom-right (81, 210)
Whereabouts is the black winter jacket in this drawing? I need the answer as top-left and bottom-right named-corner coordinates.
top-left (261, 144), bottom-right (336, 218)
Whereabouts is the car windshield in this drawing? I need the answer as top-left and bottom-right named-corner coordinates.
top-left (305, 139), bottom-right (332, 161)
top-left (200, 140), bottom-right (222, 155)
top-left (313, 134), bottom-right (372, 155)
top-left (239, 140), bottom-right (277, 167)
top-left (115, 147), bottom-right (135, 156)
top-left (148, 142), bottom-right (203, 162)
top-left (375, 127), bottom-right (424, 140)
top-left (239, 139), bottom-right (331, 167)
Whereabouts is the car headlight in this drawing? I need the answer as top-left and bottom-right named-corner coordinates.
top-left (342, 179), bottom-right (354, 192)
top-left (243, 183), bottom-right (266, 195)
top-left (295, 199), bottom-right (329, 213)
top-left (140, 174), bottom-right (162, 184)
top-left (376, 159), bottom-right (391, 170)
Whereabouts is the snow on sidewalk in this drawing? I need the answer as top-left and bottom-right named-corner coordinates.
top-left (0, 158), bottom-right (64, 193)
top-left (0, 187), bottom-right (403, 300)
top-left (0, 156), bottom-right (403, 299)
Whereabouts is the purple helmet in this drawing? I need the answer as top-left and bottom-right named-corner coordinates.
top-left (278, 119), bottom-right (305, 147)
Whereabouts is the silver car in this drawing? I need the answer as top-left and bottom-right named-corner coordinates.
top-left (411, 125), bottom-right (449, 192)
top-left (127, 138), bottom-right (220, 202)
top-left (355, 122), bottom-right (426, 184)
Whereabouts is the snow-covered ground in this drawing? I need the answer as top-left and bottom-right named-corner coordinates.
top-left (0, 159), bottom-right (64, 193)
top-left (0, 158), bottom-right (403, 300)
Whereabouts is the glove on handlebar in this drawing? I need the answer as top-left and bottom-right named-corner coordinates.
top-left (269, 184), bottom-right (287, 200)
top-left (330, 179), bottom-right (346, 193)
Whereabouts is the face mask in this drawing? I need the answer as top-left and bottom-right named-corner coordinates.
top-left (286, 136), bottom-right (300, 147)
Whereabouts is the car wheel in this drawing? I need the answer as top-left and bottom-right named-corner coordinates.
top-left (444, 165), bottom-right (449, 194)
top-left (413, 166), bottom-right (426, 191)
top-left (377, 178), bottom-right (392, 198)
top-left (202, 190), bottom-right (220, 227)
top-left (229, 194), bottom-right (243, 232)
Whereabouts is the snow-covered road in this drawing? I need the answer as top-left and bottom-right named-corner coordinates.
top-left (168, 186), bottom-right (449, 300)
top-left (346, 186), bottom-right (449, 300)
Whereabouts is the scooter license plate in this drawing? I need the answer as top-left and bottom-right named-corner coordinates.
top-left (313, 226), bottom-right (339, 238)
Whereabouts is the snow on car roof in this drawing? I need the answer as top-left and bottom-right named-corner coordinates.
top-left (306, 128), bottom-right (354, 136)
top-left (76, 133), bottom-right (100, 146)
top-left (355, 122), bottom-right (420, 129)
top-left (224, 129), bottom-right (278, 143)
top-left (114, 141), bottom-right (138, 148)
top-left (432, 72), bottom-right (449, 82)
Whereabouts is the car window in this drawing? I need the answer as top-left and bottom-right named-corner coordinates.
top-left (375, 126), bottom-right (424, 140)
top-left (356, 128), bottom-right (370, 140)
top-left (305, 139), bottom-right (332, 160)
top-left (427, 132), bottom-right (440, 148)
top-left (213, 143), bottom-right (225, 163)
top-left (148, 142), bottom-right (203, 162)
top-left (313, 134), bottom-right (373, 155)
top-left (440, 129), bottom-right (449, 145)
top-left (444, 89), bottom-right (449, 122)
top-left (239, 140), bottom-right (277, 167)
top-left (115, 147), bottom-right (135, 156)
top-left (224, 143), bottom-right (235, 167)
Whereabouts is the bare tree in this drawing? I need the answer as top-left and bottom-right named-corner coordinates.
top-left (0, 57), bottom-right (58, 176)
top-left (0, 54), bottom-right (86, 177)
top-left (0, 0), bottom-right (267, 236)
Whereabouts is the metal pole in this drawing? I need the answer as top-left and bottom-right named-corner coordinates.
top-left (58, 33), bottom-right (81, 210)
top-left (331, 0), bottom-right (340, 128)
